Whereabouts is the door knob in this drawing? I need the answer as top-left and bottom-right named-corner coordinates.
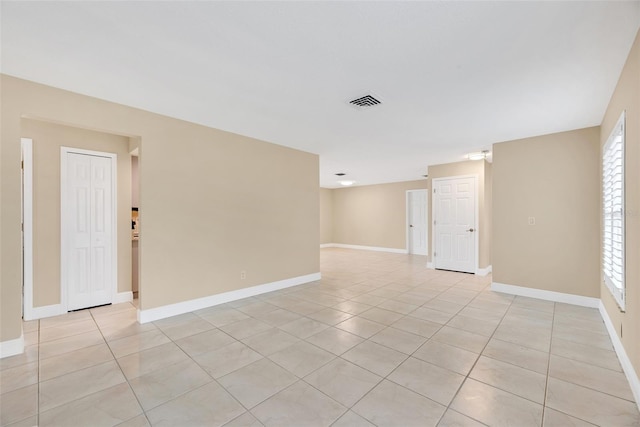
top-left (467, 228), bottom-right (475, 232)
top-left (409, 225), bottom-right (413, 228)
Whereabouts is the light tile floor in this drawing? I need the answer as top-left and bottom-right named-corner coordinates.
top-left (1, 248), bottom-right (639, 426)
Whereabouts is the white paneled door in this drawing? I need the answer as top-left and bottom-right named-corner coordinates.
top-left (63, 150), bottom-right (115, 311)
top-left (433, 176), bottom-right (476, 273)
top-left (408, 190), bottom-right (428, 255)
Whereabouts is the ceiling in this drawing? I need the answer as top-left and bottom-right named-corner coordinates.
top-left (2, 1), bottom-right (639, 188)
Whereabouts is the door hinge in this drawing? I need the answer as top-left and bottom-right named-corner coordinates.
top-left (434, 252), bottom-right (437, 257)
top-left (21, 160), bottom-right (24, 169)
top-left (433, 220), bottom-right (436, 225)
top-left (433, 188), bottom-right (436, 193)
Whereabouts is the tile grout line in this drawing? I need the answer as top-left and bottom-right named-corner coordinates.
top-left (213, 268), bottom-right (458, 424)
top-left (310, 272), bottom-right (444, 414)
top-left (432, 282), bottom-right (516, 426)
top-left (151, 318), bottom-right (254, 421)
top-left (36, 319), bottom-right (40, 427)
top-left (545, 353), bottom-right (637, 403)
top-left (206, 300), bottom-right (350, 424)
top-left (187, 303), bottom-right (351, 424)
top-left (539, 302), bottom-right (556, 426)
top-left (321, 276), bottom-right (495, 425)
top-left (248, 269), bottom-right (527, 426)
top-left (154, 310), bottom-right (287, 426)
top-left (33, 308), bottom-right (138, 420)
top-left (202, 300), bottom-right (355, 424)
top-left (89, 304), bottom-right (153, 427)
top-left (543, 307), bottom-right (627, 426)
top-left (25, 250), bottom-right (634, 426)
top-left (132, 292), bottom-right (563, 425)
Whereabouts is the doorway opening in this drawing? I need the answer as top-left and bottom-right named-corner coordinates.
top-left (21, 120), bottom-right (140, 321)
top-left (131, 149), bottom-right (140, 301)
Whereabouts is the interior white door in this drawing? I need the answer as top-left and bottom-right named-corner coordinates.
top-left (408, 190), bottom-right (428, 255)
top-left (65, 152), bottom-right (114, 310)
top-left (433, 177), bottom-right (476, 273)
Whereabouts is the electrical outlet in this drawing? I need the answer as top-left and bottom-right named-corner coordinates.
top-left (240, 271), bottom-right (246, 280)
top-left (528, 217), bottom-right (536, 226)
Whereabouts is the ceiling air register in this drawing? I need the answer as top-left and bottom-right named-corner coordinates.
top-left (349, 94), bottom-right (382, 108)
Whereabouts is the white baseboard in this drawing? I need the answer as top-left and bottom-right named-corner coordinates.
top-left (25, 303), bottom-right (65, 321)
top-left (491, 282), bottom-right (600, 308)
top-left (476, 265), bottom-right (492, 276)
top-left (138, 272), bottom-right (321, 323)
top-left (321, 243), bottom-right (408, 254)
top-left (0, 334), bottom-right (24, 359)
top-left (114, 291), bottom-right (133, 304)
top-left (599, 301), bottom-right (640, 411)
top-left (426, 262), bottom-right (434, 269)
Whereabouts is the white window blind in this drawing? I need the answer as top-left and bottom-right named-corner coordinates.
top-left (603, 111), bottom-right (625, 310)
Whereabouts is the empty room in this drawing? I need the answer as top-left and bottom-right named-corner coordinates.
top-left (1, 1), bottom-right (639, 426)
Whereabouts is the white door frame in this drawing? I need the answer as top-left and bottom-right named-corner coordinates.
top-left (431, 174), bottom-right (479, 273)
top-left (406, 189), bottom-right (428, 255)
top-left (61, 147), bottom-right (118, 312)
top-left (21, 138), bottom-right (34, 320)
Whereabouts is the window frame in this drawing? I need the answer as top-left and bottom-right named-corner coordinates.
top-left (602, 111), bottom-right (626, 311)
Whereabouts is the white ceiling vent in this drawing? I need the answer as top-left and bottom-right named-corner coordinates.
top-left (349, 94), bottom-right (382, 109)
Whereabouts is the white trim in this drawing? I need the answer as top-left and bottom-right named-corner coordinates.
top-left (491, 282), bottom-right (599, 308)
top-left (431, 174), bottom-right (479, 274)
top-left (114, 291), bottom-right (134, 304)
top-left (0, 334), bottom-right (24, 359)
top-left (476, 265), bottom-right (492, 276)
top-left (21, 138), bottom-right (34, 321)
top-left (320, 243), bottom-right (333, 248)
top-left (138, 272), bottom-right (321, 323)
top-left (61, 147), bottom-right (118, 312)
top-left (406, 189), bottom-right (429, 256)
top-left (28, 304), bottom-right (65, 320)
top-left (599, 301), bottom-right (640, 411)
top-left (320, 243), bottom-right (408, 254)
top-left (426, 262), bottom-right (434, 269)
top-left (406, 191), bottom-right (410, 254)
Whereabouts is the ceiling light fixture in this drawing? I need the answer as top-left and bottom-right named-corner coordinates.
top-left (467, 150), bottom-right (490, 161)
top-left (339, 180), bottom-right (355, 186)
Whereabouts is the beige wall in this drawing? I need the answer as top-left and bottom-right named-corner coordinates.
top-left (320, 188), bottom-right (333, 244)
top-left (492, 127), bottom-right (601, 298)
top-left (427, 160), bottom-right (491, 268)
top-left (1, 75), bottom-right (319, 343)
top-left (600, 31), bottom-right (640, 380)
top-left (332, 180), bottom-right (428, 250)
top-left (22, 119), bottom-right (132, 307)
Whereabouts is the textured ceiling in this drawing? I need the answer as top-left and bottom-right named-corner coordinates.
top-left (2, 1), bottom-right (639, 187)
